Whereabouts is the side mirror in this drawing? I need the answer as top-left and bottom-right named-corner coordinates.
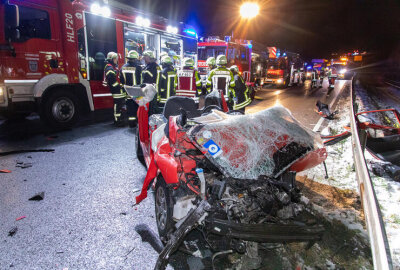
top-left (5, 4), bottom-right (20, 42)
top-left (5, 4), bottom-right (19, 29)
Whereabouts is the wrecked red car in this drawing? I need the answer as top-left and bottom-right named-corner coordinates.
top-left (132, 85), bottom-right (327, 269)
top-left (356, 108), bottom-right (400, 180)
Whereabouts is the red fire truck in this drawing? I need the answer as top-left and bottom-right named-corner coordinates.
top-left (0, 0), bottom-right (198, 128)
top-left (197, 37), bottom-right (252, 82)
top-left (264, 52), bottom-right (304, 88)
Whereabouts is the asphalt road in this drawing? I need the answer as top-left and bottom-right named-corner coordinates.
top-left (247, 78), bottom-right (349, 130)
top-left (0, 79), bottom-right (349, 270)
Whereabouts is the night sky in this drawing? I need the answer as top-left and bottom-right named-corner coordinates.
top-left (118, 0), bottom-right (400, 59)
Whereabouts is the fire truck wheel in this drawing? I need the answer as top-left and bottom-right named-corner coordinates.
top-left (41, 89), bottom-right (80, 129)
top-left (155, 177), bottom-right (175, 241)
top-left (135, 127), bottom-right (146, 167)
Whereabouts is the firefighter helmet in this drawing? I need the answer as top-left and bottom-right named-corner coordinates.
top-left (216, 55), bottom-right (227, 65)
top-left (206, 57), bottom-right (216, 67)
top-left (229, 65), bottom-right (239, 73)
top-left (126, 50), bottom-right (139, 60)
top-left (95, 52), bottom-right (105, 62)
top-left (142, 50), bottom-right (156, 59)
top-left (183, 57), bottom-right (194, 67)
top-left (106, 52), bottom-right (118, 60)
top-left (161, 56), bottom-right (173, 65)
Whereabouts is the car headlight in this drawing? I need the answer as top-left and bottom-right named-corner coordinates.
top-left (277, 79), bottom-right (283, 84)
top-left (306, 72), bottom-right (311, 77)
top-left (0, 86), bottom-right (5, 103)
top-left (339, 69), bottom-right (347, 74)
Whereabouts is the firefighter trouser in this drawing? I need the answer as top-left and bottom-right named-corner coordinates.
top-left (112, 93), bottom-right (125, 124)
top-left (126, 97), bottom-right (139, 127)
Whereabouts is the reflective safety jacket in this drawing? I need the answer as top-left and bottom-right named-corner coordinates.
top-left (159, 65), bottom-right (177, 104)
top-left (120, 61), bottom-right (142, 87)
top-left (233, 74), bottom-right (251, 110)
top-left (104, 62), bottom-right (124, 99)
top-left (175, 66), bottom-right (202, 100)
top-left (206, 66), bottom-right (236, 101)
top-left (141, 62), bottom-right (161, 100)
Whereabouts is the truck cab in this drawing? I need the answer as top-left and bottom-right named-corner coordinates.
top-left (0, 0), bottom-right (198, 128)
top-left (0, 0), bottom-right (89, 127)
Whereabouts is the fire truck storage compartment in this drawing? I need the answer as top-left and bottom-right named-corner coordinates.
top-left (86, 13), bottom-right (117, 81)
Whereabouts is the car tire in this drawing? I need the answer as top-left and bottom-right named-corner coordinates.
top-left (41, 89), bottom-right (80, 129)
top-left (155, 177), bottom-right (175, 241)
top-left (135, 127), bottom-right (146, 167)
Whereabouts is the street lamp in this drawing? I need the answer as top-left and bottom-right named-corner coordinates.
top-left (240, 2), bottom-right (260, 19)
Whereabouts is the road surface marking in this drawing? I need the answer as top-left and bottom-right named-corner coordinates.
top-left (313, 81), bottom-right (347, 132)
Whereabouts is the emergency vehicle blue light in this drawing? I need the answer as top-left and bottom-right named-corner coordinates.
top-left (307, 66), bottom-right (312, 70)
top-left (276, 52), bottom-right (281, 57)
top-left (184, 29), bottom-right (197, 37)
top-left (247, 44), bottom-right (252, 49)
top-left (283, 52), bottom-right (286, 56)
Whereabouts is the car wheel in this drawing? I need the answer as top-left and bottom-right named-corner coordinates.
top-left (41, 89), bottom-right (80, 129)
top-left (155, 177), bottom-right (175, 241)
top-left (135, 127), bottom-right (146, 167)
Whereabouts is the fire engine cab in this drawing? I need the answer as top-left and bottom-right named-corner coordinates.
top-left (197, 37), bottom-right (252, 82)
top-left (264, 52), bottom-right (304, 88)
top-left (0, 0), bottom-right (198, 128)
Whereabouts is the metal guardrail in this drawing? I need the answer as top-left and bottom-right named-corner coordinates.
top-left (350, 78), bottom-right (393, 270)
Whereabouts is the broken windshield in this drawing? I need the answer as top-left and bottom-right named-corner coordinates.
top-left (188, 106), bottom-right (323, 179)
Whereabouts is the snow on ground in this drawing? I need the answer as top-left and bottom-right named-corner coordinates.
top-left (354, 80), bottom-right (400, 268)
top-left (306, 80), bottom-right (400, 268)
top-left (306, 86), bottom-right (357, 191)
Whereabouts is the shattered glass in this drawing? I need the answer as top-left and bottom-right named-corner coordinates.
top-left (188, 106), bottom-right (323, 179)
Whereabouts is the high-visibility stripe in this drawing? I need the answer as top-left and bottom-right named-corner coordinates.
top-left (234, 98), bottom-right (251, 110)
top-left (122, 69), bottom-right (137, 86)
top-left (128, 117), bottom-right (137, 120)
top-left (93, 93), bottom-right (112, 97)
top-left (176, 90), bottom-right (196, 94)
top-left (143, 70), bottom-right (153, 77)
top-left (106, 70), bottom-right (115, 76)
top-left (167, 74), bottom-right (175, 99)
top-left (112, 82), bottom-right (119, 87)
top-left (176, 92), bottom-right (196, 96)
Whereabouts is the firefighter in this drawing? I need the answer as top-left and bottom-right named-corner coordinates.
top-left (159, 52), bottom-right (168, 63)
top-left (206, 57), bottom-right (216, 75)
top-left (206, 55), bottom-right (236, 108)
top-left (175, 57), bottom-right (202, 101)
top-left (141, 50), bottom-right (161, 114)
top-left (173, 55), bottom-right (181, 70)
top-left (159, 56), bottom-right (177, 106)
top-left (229, 65), bottom-right (251, 112)
top-left (119, 50), bottom-right (142, 128)
top-left (104, 52), bottom-right (125, 126)
top-left (311, 67), bottom-right (321, 88)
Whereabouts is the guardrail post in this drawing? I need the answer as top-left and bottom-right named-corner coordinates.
top-left (359, 129), bottom-right (367, 151)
